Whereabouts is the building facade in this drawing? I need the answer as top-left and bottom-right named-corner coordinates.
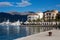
top-left (36, 12), bottom-right (43, 19)
top-left (44, 10), bottom-right (58, 21)
top-left (27, 12), bottom-right (43, 21)
top-left (27, 14), bottom-right (39, 21)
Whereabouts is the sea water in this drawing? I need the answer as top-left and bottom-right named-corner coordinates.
top-left (0, 25), bottom-right (27, 40)
top-left (0, 25), bottom-right (54, 40)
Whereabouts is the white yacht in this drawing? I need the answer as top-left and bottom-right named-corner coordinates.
top-left (0, 21), bottom-right (6, 26)
top-left (24, 21), bottom-right (29, 24)
top-left (6, 20), bottom-right (11, 25)
top-left (11, 20), bottom-right (22, 26)
top-left (0, 20), bottom-right (22, 26)
top-left (0, 19), bottom-right (11, 26)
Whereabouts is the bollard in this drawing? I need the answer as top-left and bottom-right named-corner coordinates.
top-left (48, 32), bottom-right (52, 36)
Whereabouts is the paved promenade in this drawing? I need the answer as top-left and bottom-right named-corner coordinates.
top-left (15, 29), bottom-right (60, 40)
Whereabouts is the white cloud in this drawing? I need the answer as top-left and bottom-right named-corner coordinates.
top-left (16, 0), bottom-right (32, 7)
top-left (0, 2), bottom-right (13, 6)
top-left (0, 0), bottom-right (32, 7)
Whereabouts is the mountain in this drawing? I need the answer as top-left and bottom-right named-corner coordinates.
top-left (0, 12), bottom-right (27, 23)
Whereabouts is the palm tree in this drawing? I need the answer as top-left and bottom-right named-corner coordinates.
top-left (56, 13), bottom-right (60, 21)
top-left (28, 19), bottom-right (31, 22)
top-left (36, 18), bottom-right (41, 22)
top-left (32, 19), bottom-right (36, 22)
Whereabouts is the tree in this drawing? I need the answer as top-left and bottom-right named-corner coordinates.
top-left (36, 18), bottom-right (41, 22)
top-left (28, 19), bottom-right (31, 22)
top-left (56, 13), bottom-right (60, 21)
top-left (32, 19), bottom-right (36, 22)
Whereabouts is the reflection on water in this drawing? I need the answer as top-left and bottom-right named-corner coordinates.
top-left (0, 25), bottom-right (27, 40)
top-left (26, 26), bottom-right (53, 35)
top-left (0, 25), bottom-right (54, 40)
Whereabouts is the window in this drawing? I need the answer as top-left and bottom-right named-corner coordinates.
top-left (49, 13), bottom-right (51, 15)
top-left (46, 13), bottom-right (48, 15)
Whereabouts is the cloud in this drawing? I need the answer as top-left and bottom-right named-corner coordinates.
top-left (0, 2), bottom-right (13, 6)
top-left (16, 0), bottom-right (32, 7)
top-left (0, 0), bottom-right (32, 7)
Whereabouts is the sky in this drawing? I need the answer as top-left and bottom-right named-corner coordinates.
top-left (0, 0), bottom-right (60, 12)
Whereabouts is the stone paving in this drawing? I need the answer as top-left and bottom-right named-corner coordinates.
top-left (15, 29), bottom-right (60, 40)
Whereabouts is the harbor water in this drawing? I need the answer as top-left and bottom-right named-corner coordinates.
top-left (0, 25), bottom-right (54, 40)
